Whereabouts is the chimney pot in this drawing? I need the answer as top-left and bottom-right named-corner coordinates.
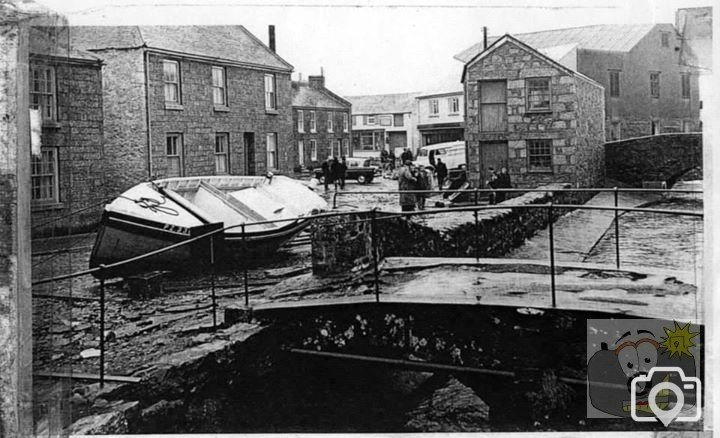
top-left (269, 25), bottom-right (276, 52)
top-left (483, 26), bottom-right (488, 50)
top-left (308, 75), bottom-right (325, 90)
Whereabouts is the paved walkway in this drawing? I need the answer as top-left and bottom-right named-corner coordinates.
top-left (509, 191), bottom-right (659, 262)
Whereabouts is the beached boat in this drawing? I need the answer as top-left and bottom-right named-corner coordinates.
top-left (89, 175), bottom-right (327, 277)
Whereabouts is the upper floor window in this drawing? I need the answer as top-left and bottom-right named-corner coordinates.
top-left (215, 133), bottom-right (229, 174)
top-left (30, 66), bottom-right (56, 121)
top-left (650, 72), bottom-right (660, 98)
top-left (661, 32), bottom-right (670, 47)
top-left (609, 70), bottom-right (621, 97)
top-left (429, 99), bottom-right (439, 115)
top-left (379, 115), bottom-right (392, 126)
top-left (163, 60), bottom-right (181, 103)
top-left (526, 78), bottom-right (551, 112)
top-left (352, 115), bottom-right (357, 126)
top-left (366, 115), bottom-right (376, 125)
top-left (297, 110), bottom-right (304, 132)
top-left (264, 74), bottom-right (276, 110)
top-left (393, 114), bottom-right (404, 127)
top-left (343, 113), bottom-right (349, 132)
top-left (448, 97), bottom-right (460, 114)
top-left (212, 66), bottom-right (227, 106)
top-left (328, 112), bottom-right (334, 132)
top-left (31, 147), bottom-right (58, 203)
top-left (309, 111), bottom-right (316, 132)
top-left (681, 73), bottom-right (691, 99)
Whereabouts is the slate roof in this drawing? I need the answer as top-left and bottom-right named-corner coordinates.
top-left (455, 23), bottom-right (660, 63)
top-left (70, 26), bottom-right (293, 71)
top-left (344, 92), bottom-right (421, 114)
top-left (291, 82), bottom-right (351, 109)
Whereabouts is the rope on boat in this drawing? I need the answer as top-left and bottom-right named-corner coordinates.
top-left (119, 195), bottom-right (180, 216)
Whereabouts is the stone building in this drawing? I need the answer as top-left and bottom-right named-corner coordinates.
top-left (345, 92), bottom-right (420, 158)
top-left (462, 34), bottom-right (605, 188)
top-left (29, 27), bottom-right (105, 235)
top-left (291, 75), bottom-right (352, 169)
top-left (456, 24), bottom-right (701, 140)
top-left (70, 26), bottom-right (294, 196)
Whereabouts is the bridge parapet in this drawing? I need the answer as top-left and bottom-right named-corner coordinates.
top-left (604, 133), bottom-right (702, 187)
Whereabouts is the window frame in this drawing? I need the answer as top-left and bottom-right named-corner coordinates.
top-left (310, 139), bottom-right (318, 161)
top-left (31, 147), bottom-right (59, 205)
top-left (328, 112), bottom-right (334, 132)
top-left (525, 77), bottom-right (552, 112)
top-left (448, 97), bottom-right (460, 114)
top-left (343, 113), bottom-right (349, 132)
top-left (650, 72), bottom-right (661, 99)
top-left (429, 99), bottom-right (439, 115)
top-left (165, 133), bottom-right (184, 177)
top-left (266, 132), bottom-right (278, 169)
top-left (609, 70), bottom-right (621, 98)
top-left (393, 113), bottom-right (404, 127)
top-left (211, 66), bottom-right (227, 107)
top-left (163, 59), bottom-right (181, 105)
top-left (298, 139), bottom-right (305, 165)
top-left (30, 65), bottom-right (56, 122)
top-left (343, 138), bottom-right (350, 157)
top-left (215, 133), bottom-right (230, 175)
top-left (264, 73), bottom-right (277, 111)
top-left (527, 139), bottom-right (553, 173)
top-left (352, 115), bottom-right (357, 127)
top-left (297, 110), bottom-right (304, 132)
top-left (309, 110), bottom-right (317, 132)
top-left (681, 72), bottom-right (691, 99)
top-left (366, 115), bottom-right (376, 125)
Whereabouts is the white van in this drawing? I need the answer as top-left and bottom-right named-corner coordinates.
top-left (413, 141), bottom-right (466, 170)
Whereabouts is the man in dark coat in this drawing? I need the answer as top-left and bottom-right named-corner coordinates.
top-left (339, 156), bottom-right (348, 189)
top-left (435, 158), bottom-right (448, 190)
top-left (397, 160), bottom-right (418, 211)
top-left (495, 167), bottom-right (511, 203)
top-left (330, 157), bottom-right (343, 190)
top-left (321, 157), bottom-right (332, 191)
top-left (401, 148), bottom-right (413, 163)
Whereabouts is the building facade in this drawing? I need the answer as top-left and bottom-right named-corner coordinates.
top-left (416, 90), bottom-right (465, 146)
top-left (292, 75), bottom-right (352, 169)
top-left (456, 24), bottom-right (701, 140)
top-left (29, 27), bottom-right (106, 235)
top-left (462, 35), bottom-right (605, 188)
top-left (345, 93), bottom-right (419, 158)
top-left (71, 26), bottom-right (295, 196)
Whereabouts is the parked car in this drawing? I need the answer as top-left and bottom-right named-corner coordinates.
top-left (313, 157), bottom-right (380, 184)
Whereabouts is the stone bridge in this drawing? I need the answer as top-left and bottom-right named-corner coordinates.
top-left (604, 133), bottom-right (702, 187)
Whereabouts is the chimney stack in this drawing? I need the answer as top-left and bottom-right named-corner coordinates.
top-left (483, 26), bottom-right (488, 50)
top-left (269, 25), bottom-right (276, 52)
top-left (308, 74), bottom-right (325, 90)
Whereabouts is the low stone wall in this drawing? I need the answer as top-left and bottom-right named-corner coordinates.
top-left (604, 133), bottom-right (702, 187)
top-left (310, 184), bottom-right (589, 275)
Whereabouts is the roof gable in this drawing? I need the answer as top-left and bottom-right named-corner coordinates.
top-left (344, 92), bottom-right (421, 114)
top-left (292, 82), bottom-right (351, 109)
top-left (71, 25), bottom-right (293, 72)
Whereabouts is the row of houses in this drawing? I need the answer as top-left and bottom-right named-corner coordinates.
top-left (30, 24), bottom-right (350, 234)
top-left (349, 16), bottom-right (708, 160)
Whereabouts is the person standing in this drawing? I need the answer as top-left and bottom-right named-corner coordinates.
top-left (435, 158), bottom-right (448, 191)
top-left (321, 156), bottom-right (332, 191)
top-left (401, 148), bottom-right (413, 163)
top-left (397, 160), bottom-right (418, 212)
top-left (486, 167), bottom-right (499, 204)
top-left (331, 157), bottom-right (343, 190)
top-left (416, 166), bottom-right (430, 210)
top-left (496, 167), bottom-right (511, 203)
top-left (339, 156), bottom-right (348, 189)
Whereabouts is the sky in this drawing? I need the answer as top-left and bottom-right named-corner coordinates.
top-left (34, 0), bottom-right (714, 96)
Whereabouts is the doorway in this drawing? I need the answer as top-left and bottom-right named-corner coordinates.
top-left (244, 132), bottom-right (255, 175)
top-left (479, 141), bottom-right (508, 186)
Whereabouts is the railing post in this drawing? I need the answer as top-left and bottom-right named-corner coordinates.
top-left (99, 272), bottom-right (106, 387)
top-left (613, 187), bottom-right (620, 269)
top-left (474, 208), bottom-right (479, 262)
top-left (547, 203), bottom-right (557, 308)
top-left (333, 191), bottom-right (338, 209)
top-left (371, 208), bottom-right (380, 303)
top-left (242, 224), bottom-right (250, 307)
top-left (474, 188), bottom-right (479, 206)
top-left (209, 234), bottom-right (217, 330)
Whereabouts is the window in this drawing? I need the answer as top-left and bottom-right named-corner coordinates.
top-left (650, 72), bottom-right (660, 98)
top-left (526, 78), bottom-right (551, 111)
top-left (393, 113), bottom-right (404, 126)
top-left (429, 99), bottom-right (439, 115)
top-left (266, 133), bottom-right (277, 169)
top-left (163, 60), bottom-right (180, 103)
top-left (379, 115), bottom-right (392, 126)
top-left (448, 97), bottom-right (460, 114)
top-left (343, 138), bottom-right (350, 157)
top-left (681, 73), bottom-right (691, 99)
top-left (609, 70), bottom-right (621, 97)
top-left (212, 66), bottom-right (227, 106)
top-left (366, 115), bottom-right (376, 125)
top-left (30, 66), bottom-right (55, 121)
top-left (328, 112), bottom-right (334, 132)
top-left (166, 134), bottom-right (184, 177)
top-left (298, 139), bottom-right (304, 165)
top-left (297, 110), bottom-right (304, 132)
top-left (343, 113), bottom-right (349, 132)
top-left (309, 111), bottom-right (316, 132)
top-left (310, 140), bottom-right (318, 161)
top-left (661, 32), bottom-right (669, 47)
top-left (264, 74), bottom-right (276, 110)
top-left (215, 133), bottom-right (229, 174)
top-left (334, 140), bottom-right (341, 157)
top-left (360, 133), bottom-right (375, 151)
top-left (352, 115), bottom-right (357, 126)
top-left (527, 139), bottom-right (552, 172)
top-left (31, 148), bottom-right (58, 203)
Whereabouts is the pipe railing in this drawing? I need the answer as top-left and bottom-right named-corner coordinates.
top-left (32, 200), bottom-right (703, 387)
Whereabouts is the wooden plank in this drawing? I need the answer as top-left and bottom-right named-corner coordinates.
top-left (34, 371), bottom-right (141, 384)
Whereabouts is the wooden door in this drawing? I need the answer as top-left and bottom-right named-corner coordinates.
top-left (479, 80), bottom-right (507, 132)
top-left (480, 142), bottom-right (508, 186)
top-left (244, 132), bottom-right (255, 175)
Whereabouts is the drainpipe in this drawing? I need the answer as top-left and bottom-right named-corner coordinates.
top-left (143, 48), bottom-right (154, 180)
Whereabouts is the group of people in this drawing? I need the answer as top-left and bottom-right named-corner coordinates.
top-left (320, 156), bottom-right (348, 191)
top-left (396, 160), bottom-right (433, 211)
top-left (487, 167), bottom-right (512, 204)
